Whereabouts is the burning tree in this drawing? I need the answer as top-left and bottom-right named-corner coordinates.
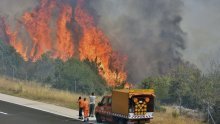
top-left (2, 0), bottom-right (128, 86)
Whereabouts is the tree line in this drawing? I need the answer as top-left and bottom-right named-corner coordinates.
top-left (0, 40), bottom-right (107, 95)
top-left (139, 63), bottom-right (219, 123)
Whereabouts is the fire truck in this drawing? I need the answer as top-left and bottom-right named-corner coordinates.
top-left (95, 89), bottom-right (155, 124)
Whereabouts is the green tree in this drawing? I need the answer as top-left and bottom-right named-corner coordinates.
top-left (169, 64), bottom-right (200, 114)
top-left (0, 39), bottom-right (26, 79)
top-left (52, 58), bottom-right (107, 95)
top-left (140, 77), bottom-right (156, 89)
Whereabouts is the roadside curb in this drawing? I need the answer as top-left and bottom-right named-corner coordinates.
top-left (0, 93), bottom-right (96, 121)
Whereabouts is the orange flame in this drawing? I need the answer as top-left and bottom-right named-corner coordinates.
top-left (54, 4), bottom-right (74, 61)
top-left (75, 0), bottom-right (127, 86)
top-left (3, 0), bottom-right (128, 86)
top-left (5, 28), bottom-right (28, 61)
top-left (22, 0), bottom-right (55, 61)
top-left (2, 17), bottom-right (28, 61)
top-left (124, 82), bottom-right (133, 89)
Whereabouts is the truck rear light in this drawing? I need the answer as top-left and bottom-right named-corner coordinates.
top-left (133, 98), bottom-right (138, 103)
top-left (145, 97), bottom-right (150, 103)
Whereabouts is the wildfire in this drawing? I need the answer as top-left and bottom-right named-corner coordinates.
top-left (22, 0), bottom-right (55, 61)
top-left (3, 0), bottom-right (128, 86)
top-left (75, 0), bottom-right (127, 86)
top-left (54, 4), bottom-right (74, 61)
top-left (2, 17), bottom-right (28, 61)
top-left (5, 28), bottom-right (28, 61)
top-left (124, 82), bottom-right (133, 89)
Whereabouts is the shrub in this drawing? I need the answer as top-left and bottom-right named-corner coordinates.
top-left (155, 105), bottom-right (167, 113)
top-left (172, 110), bottom-right (179, 118)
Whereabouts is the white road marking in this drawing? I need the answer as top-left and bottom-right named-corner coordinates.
top-left (0, 111), bottom-right (8, 115)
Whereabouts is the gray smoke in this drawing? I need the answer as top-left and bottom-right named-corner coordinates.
top-left (0, 0), bottom-right (39, 55)
top-left (0, 0), bottom-right (38, 29)
top-left (181, 0), bottom-right (220, 73)
top-left (0, 0), bottom-right (186, 83)
top-left (88, 0), bottom-right (186, 83)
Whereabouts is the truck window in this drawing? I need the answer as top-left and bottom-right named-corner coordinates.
top-left (101, 97), bottom-right (108, 105)
top-left (107, 97), bottom-right (112, 105)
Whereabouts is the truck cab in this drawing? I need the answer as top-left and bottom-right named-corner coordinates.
top-left (95, 89), bottom-right (155, 124)
top-left (95, 95), bottom-right (112, 123)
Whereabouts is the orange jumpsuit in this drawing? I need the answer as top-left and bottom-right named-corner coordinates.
top-left (83, 100), bottom-right (89, 118)
top-left (78, 99), bottom-right (84, 108)
top-left (77, 99), bottom-right (84, 118)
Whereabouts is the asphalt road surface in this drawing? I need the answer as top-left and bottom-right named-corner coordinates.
top-left (0, 100), bottom-right (83, 124)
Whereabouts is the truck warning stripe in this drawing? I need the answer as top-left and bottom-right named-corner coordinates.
top-left (128, 112), bottom-right (153, 119)
top-left (97, 110), bottom-right (153, 119)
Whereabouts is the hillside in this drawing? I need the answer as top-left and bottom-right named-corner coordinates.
top-left (0, 39), bottom-right (107, 95)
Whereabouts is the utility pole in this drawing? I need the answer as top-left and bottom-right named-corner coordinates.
top-left (1, 49), bottom-right (5, 74)
top-left (74, 79), bottom-right (76, 92)
top-left (12, 67), bottom-right (14, 80)
top-left (26, 72), bottom-right (28, 83)
top-left (1, 53), bottom-right (3, 72)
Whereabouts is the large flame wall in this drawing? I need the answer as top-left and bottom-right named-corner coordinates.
top-left (3, 0), bottom-right (127, 86)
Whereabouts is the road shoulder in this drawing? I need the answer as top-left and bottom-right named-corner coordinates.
top-left (0, 93), bottom-right (96, 121)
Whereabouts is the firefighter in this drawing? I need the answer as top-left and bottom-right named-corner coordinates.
top-left (77, 96), bottom-right (84, 119)
top-left (83, 98), bottom-right (89, 122)
top-left (89, 92), bottom-right (96, 117)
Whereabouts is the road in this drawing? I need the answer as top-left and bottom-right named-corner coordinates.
top-left (0, 100), bottom-right (83, 124)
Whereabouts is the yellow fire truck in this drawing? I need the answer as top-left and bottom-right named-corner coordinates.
top-left (95, 89), bottom-right (155, 124)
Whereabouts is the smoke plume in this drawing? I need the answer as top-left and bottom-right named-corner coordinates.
top-left (88, 0), bottom-right (186, 82)
top-left (0, 0), bottom-right (186, 83)
top-left (0, 0), bottom-right (38, 29)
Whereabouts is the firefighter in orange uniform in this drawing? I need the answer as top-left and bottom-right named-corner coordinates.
top-left (77, 96), bottom-right (84, 119)
top-left (83, 98), bottom-right (89, 122)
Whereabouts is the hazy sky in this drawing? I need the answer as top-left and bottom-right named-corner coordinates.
top-left (181, 0), bottom-right (220, 72)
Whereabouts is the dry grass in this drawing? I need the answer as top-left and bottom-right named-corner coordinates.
top-left (0, 77), bottom-right (90, 109)
top-left (151, 106), bottom-right (204, 124)
top-left (0, 77), bottom-right (203, 124)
